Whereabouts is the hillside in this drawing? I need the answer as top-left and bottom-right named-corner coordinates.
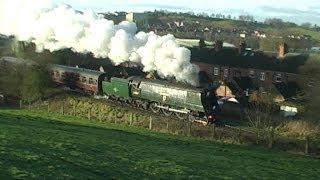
top-left (145, 12), bottom-right (320, 50)
top-left (152, 13), bottom-right (320, 39)
top-left (0, 109), bottom-right (319, 179)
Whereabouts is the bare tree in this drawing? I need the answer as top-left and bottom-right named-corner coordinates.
top-left (299, 54), bottom-right (320, 123)
top-left (245, 91), bottom-right (278, 129)
top-left (245, 91), bottom-right (280, 144)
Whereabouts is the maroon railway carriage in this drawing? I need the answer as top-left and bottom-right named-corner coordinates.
top-left (49, 64), bottom-right (109, 95)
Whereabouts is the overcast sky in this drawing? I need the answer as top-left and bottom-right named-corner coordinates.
top-left (53, 0), bottom-right (320, 25)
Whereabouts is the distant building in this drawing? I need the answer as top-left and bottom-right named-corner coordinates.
top-left (126, 12), bottom-right (148, 32)
top-left (239, 33), bottom-right (246, 38)
top-left (175, 38), bottom-right (235, 48)
top-left (310, 47), bottom-right (320, 53)
top-left (189, 44), bottom-right (310, 99)
top-left (0, 56), bottom-right (35, 66)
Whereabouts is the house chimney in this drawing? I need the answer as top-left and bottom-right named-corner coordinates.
top-left (239, 40), bottom-right (246, 54)
top-left (214, 40), bottom-right (223, 51)
top-left (279, 42), bottom-right (288, 57)
top-left (199, 38), bottom-right (206, 49)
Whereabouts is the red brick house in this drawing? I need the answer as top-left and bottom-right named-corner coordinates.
top-left (190, 46), bottom-right (306, 99)
top-left (196, 62), bottom-right (301, 91)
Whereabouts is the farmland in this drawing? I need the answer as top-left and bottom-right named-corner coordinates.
top-left (0, 109), bottom-right (319, 179)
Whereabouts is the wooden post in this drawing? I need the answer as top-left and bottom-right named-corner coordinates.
top-left (73, 105), bottom-right (76, 116)
top-left (19, 100), bottom-right (22, 109)
top-left (129, 112), bottom-right (133, 125)
top-left (149, 116), bottom-right (153, 130)
top-left (305, 135), bottom-right (310, 154)
top-left (47, 102), bottom-right (50, 112)
top-left (37, 101), bottom-right (40, 110)
top-left (268, 126), bottom-right (274, 149)
top-left (61, 102), bottom-right (64, 115)
top-left (256, 131), bottom-right (259, 145)
top-left (219, 128), bottom-right (223, 141)
top-left (114, 112), bottom-right (117, 124)
top-left (98, 113), bottom-right (102, 122)
top-left (211, 123), bottom-right (216, 139)
top-left (238, 127), bottom-right (242, 144)
top-left (188, 121), bottom-right (192, 136)
top-left (88, 108), bottom-right (91, 121)
top-left (166, 119), bottom-right (169, 132)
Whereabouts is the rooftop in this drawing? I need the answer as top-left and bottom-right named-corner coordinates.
top-left (0, 56), bottom-right (36, 66)
top-left (176, 38), bottom-right (235, 48)
top-left (189, 47), bottom-right (308, 73)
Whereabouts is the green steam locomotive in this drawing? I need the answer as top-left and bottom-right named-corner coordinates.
top-left (49, 64), bottom-right (220, 124)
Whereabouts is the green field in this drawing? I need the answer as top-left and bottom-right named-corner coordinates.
top-left (0, 109), bottom-right (319, 179)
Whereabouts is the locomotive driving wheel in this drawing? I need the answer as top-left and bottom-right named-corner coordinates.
top-left (188, 114), bottom-right (196, 122)
top-left (161, 107), bottom-right (173, 116)
top-left (133, 100), bottom-right (140, 108)
top-left (175, 112), bottom-right (188, 120)
top-left (142, 102), bottom-right (149, 110)
top-left (150, 102), bottom-right (160, 113)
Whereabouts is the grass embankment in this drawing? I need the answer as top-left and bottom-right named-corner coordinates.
top-left (0, 109), bottom-right (319, 179)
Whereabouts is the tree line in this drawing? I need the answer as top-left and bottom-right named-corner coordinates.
top-left (0, 61), bottom-right (51, 103)
top-left (152, 10), bottom-right (319, 31)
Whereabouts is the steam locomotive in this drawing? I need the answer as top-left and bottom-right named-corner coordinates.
top-left (49, 64), bottom-right (221, 124)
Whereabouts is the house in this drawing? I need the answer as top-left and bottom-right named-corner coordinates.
top-left (175, 38), bottom-right (235, 48)
top-left (126, 12), bottom-right (149, 32)
top-left (310, 47), bottom-right (320, 53)
top-left (189, 41), bottom-right (308, 99)
top-left (239, 33), bottom-right (246, 38)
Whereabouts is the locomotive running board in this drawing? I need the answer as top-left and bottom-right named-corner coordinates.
top-left (155, 104), bottom-right (189, 114)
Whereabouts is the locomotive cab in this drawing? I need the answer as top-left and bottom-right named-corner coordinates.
top-left (202, 90), bottom-right (220, 124)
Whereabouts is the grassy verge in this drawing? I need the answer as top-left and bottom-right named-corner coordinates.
top-left (0, 109), bottom-right (319, 179)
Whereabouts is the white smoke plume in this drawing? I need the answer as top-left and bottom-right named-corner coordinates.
top-left (0, 0), bottom-right (200, 86)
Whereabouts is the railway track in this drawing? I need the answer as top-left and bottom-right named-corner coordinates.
top-left (61, 89), bottom-right (234, 124)
top-left (54, 90), bottom-right (248, 137)
top-left (92, 94), bottom-right (213, 125)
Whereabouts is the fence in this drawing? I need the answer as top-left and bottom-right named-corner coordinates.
top-left (13, 96), bottom-right (320, 156)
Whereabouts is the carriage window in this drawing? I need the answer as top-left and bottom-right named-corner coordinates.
top-left (74, 74), bottom-right (80, 81)
top-left (94, 79), bottom-right (97, 85)
top-left (260, 72), bottom-right (265, 81)
top-left (224, 69), bottom-right (228, 77)
top-left (213, 67), bottom-right (219, 76)
top-left (81, 76), bottom-right (87, 83)
top-left (89, 78), bottom-right (93, 84)
top-left (56, 71), bottom-right (60, 78)
top-left (249, 70), bottom-right (255, 78)
top-left (61, 72), bottom-right (66, 79)
top-left (275, 73), bottom-right (282, 83)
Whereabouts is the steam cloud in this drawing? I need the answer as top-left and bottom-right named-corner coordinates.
top-left (0, 0), bottom-right (200, 86)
